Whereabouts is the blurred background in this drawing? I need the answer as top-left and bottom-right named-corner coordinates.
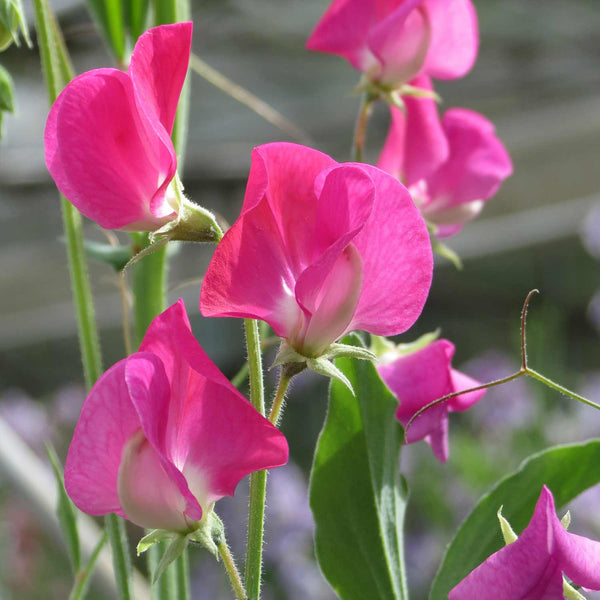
top-left (0, 0), bottom-right (599, 598)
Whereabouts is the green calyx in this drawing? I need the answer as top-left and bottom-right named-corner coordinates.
top-left (0, 0), bottom-right (32, 50)
top-left (137, 511), bottom-right (225, 584)
top-left (353, 77), bottom-right (441, 111)
top-left (272, 339), bottom-right (377, 394)
top-left (151, 176), bottom-right (223, 244)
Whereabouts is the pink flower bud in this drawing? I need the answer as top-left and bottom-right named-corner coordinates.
top-left (44, 23), bottom-right (192, 231)
top-left (450, 486), bottom-right (600, 598)
top-left (200, 142), bottom-right (433, 358)
top-left (65, 300), bottom-right (288, 532)
top-left (377, 339), bottom-right (485, 461)
top-left (378, 75), bottom-right (513, 236)
top-left (306, 0), bottom-right (478, 87)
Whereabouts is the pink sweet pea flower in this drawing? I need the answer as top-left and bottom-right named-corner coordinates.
top-left (44, 22), bottom-right (192, 231)
top-left (378, 75), bottom-right (513, 236)
top-left (200, 142), bottom-right (433, 358)
top-left (65, 300), bottom-right (288, 532)
top-left (449, 486), bottom-right (600, 599)
top-left (306, 0), bottom-right (478, 88)
top-left (377, 339), bottom-right (485, 461)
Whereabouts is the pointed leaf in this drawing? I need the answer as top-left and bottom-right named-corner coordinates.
top-left (69, 531), bottom-right (107, 600)
top-left (310, 333), bottom-right (409, 600)
top-left (137, 529), bottom-right (174, 555)
top-left (0, 64), bottom-right (14, 112)
top-left (430, 439), bottom-right (600, 599)
top-left (307, 357), bottom-right (354, 395)
top-left (86, 0), bottom-right (126, 62)
top-left (153, 534), bottom-right (189, 585)
top-left (46, 445), bottom-right (81, 574)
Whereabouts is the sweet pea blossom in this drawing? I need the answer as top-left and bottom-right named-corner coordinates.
top-left (449, 486), bottom-right (600, 599)
top-left (378, 75), bottom-right (513, 236)
top-left (377, 339), bottom-right (485, 461)
top-left (200, 142), bottom-right (433, 359)
top-left (44, 23), bottom-right (191, 231)
top-left (65, 300), bottom-right (288, 532)
top-left (306, 0), bottom-right (478, 88)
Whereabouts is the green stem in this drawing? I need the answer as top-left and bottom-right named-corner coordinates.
top-left (268, 371), bottom-right (292, 426)
top-left (33, 0), bottom-right (104, 391)
top-left (231, 362), bottom-right (249, 389)
top-left (147, 542), bottom-right (177, 600)
top-left (352, 91), bottom-right (376, 162)
top-left (175, 553), bottom-right (190, 600)
top-left (526, 368), bottom-right (600, 411)
top-left (219, 540), bottom-right (248, 600)
top-left (105, 515), bottom-right (133, 600)
top-left (130, 233), bottom-right (168, 346)
top-left (69, 532), bottom-right (108, 600)
top-left (243, 319), bottom-right (266, 600)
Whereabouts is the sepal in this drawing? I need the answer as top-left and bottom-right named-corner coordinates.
top-left (322, 342), bottom-right (377, 362)
top-left (137, 529), bottom-right (174, 555)
top-left (151, 178), bottom-right (223, 244)
top-left (431, 234), bottom-right (463, 270)
top-left (152, 534), bottom-right (189, 584)
top-left (307, 357), bottom-right (354, 395)
top-left (497, 507), bottom-right (517, 545)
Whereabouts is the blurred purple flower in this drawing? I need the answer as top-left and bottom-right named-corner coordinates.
top-left (581, 202), bottom-right (600, 261)
top-left (0, 389), bottom-right (50, 453)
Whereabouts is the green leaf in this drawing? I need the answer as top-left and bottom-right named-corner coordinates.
top-left (46, 444), bottom-right (81, 574)
top-left (0, 0), bottom-right (32, 48)
top-left (123, 0), bottom-right (149, 42)
top-left (430, 439), bottom-right (600, 599)
top-left (82, 239), bottom-right (132, 271)
top-left (137, 529), bottom-right (174, 556)
top-left (310, 333), bottom-right (409, 600)
top-left (153, 535), bottom-right (188, 585)
top-left (0, 63), bottom-right (14, 112)
top-left (69, 531), bottom-right (107, 600)
top-left (86, 0), bottom-right (126, 62)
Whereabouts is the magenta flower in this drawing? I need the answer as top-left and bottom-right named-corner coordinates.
top-left (378, 75), bottom-right (513, 236)
top-left (306, 0), bottom-right (478, 88)
top-left (449, 486), bottom-right (600, 599)
top-left (65, 300), bottom-right (288, 532)
top-left (44, 23), bottom-right (192, 231)
top-left (377, 339), bottom-right (485, 461)
top-left (200, 142), bottom-right (432, 359)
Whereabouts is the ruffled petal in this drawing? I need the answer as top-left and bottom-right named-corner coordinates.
top-left (427, 108), bottom-right (512, 213)
top-left (46, 69), bottom-right (176, 230)
top-left (350, 163), bottom-right (432, 335)
top-left (64, 358), bottom-right (147, 517)
top-left (377, 75), bottom-right (449, 186)
top-left (422, 0), bottom-right (478, 80)
top-left (368, 0), bottom-right (430, 85)
top-left (128, 21), bottom-right (192, 136)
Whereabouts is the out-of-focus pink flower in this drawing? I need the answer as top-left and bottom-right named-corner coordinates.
top-left (306, 0), bottom-right (478, 88)
top-left (44, 23), bottom-right (192, 231)
top-left (377, 339), bottom-right (485, 461)
top-left (378, 76), bottom-right (513, 236)
top-left (200, 142), bottom-right (432, 358)
top-left (449, 486), bottom-right (600, 599)
top-left (65, 300), bottom-right (288, 532)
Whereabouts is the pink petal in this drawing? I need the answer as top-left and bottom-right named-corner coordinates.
top-left (449, 487), bottom-right (571, 599)
top-left (350, 163), bottom-right (432, 336)
top-left (139, 300), bottom-right (289, 506)
top-left (64, 358), bottom-right (152, 518)
top-left (124, 352), bottom-right (203, 524)
top-left (426, 108), bottom-right (512, 216)
top-left (379, 340), bottom-right (453, 460)
top-left (199, 197), bottom-right (301, 338)
top-left (45, 69), bottom-right (177, 230)
top-left (368, 0), bottom-right (430, 85)
top-left (176, 377), bottom-right (289, 506)
top-left (294, 244), bottom-right (364, 356)
top-left (116, 428), bottom-right (193, 531)
top-left (447, 368), bottom-right (486, 412)
top-left (421, 0), bottom-right (478, 80)
top-left (377, 74), bottom-right (449, 186)
top-left (242, 143), bottom-right (337, 273)
top-left (128, 22), bottom-right (192, 136)
top-left (306, 0), bottom-right (379, 72)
